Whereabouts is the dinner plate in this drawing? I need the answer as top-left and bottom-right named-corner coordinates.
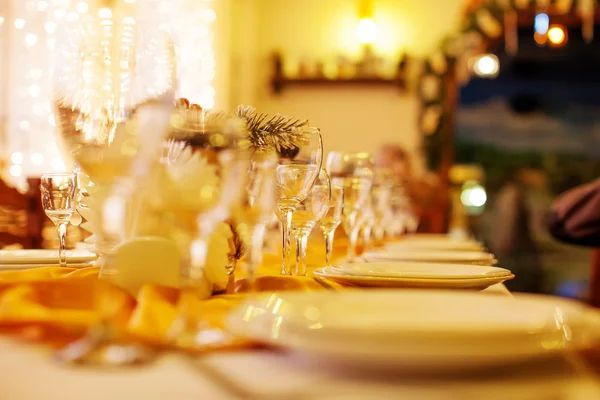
top-left (227, 290), bottom-right (600, 372)
top-left (385, 237), bottom-right (484, 252)
top-left (362, 250), bottom-right (496, 265)
top-left (313, 265), bottom-right (513, 290)
top-left (327, 262), bottom-right (512, 279)
top-left (0, 249), bottom-right (97, 264)
top-left (0, 262), bottom-right (94, 271)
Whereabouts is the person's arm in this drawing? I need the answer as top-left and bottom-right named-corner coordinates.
top-left (548, 178), bottom-right (600, 247)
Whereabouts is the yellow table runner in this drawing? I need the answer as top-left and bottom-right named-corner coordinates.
top-left (0, 242), bottom-right (348, 350)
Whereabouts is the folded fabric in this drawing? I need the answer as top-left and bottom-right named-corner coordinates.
top-left (0, 246), bottom-right (347, 351)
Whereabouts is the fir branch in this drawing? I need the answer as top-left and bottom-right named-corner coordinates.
top-left (235, 105), bottom-right (308, 151)
top-left (226, 218), bottom-right (246, 262)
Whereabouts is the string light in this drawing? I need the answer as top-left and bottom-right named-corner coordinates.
top-left (534, 13), bottom-right (549, 35)
top-left (36, 1), bottom-right (49, 12)
top-left (14, 18), bottom-right (25, 29)
top-left (6, 0), bottom-right (217, 185)
top-left (471, 54), bottom-right (499, 78)
top-left (548, 25), bottom-right (567, 46)
top-left (76, 2), bottom-right (89, 14)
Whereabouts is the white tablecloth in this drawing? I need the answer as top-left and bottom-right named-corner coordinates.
top-left (2, 284), bottom-right (599, 400)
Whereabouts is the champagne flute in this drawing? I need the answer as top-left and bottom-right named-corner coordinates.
top-left (53, 16), bottom-right (177, 278)
top-left (319, 185), bottom-right (344, 266)
top-left (276, 128), bottom-right (323, 275)
top-left (40, 173), bottom-right (76, 268)
top-left (239, 151), bottom-right (278, 290)
top-left (326, 152), bottom-right (374, 263)
top-left (291, 169), bottom-right (331, 276)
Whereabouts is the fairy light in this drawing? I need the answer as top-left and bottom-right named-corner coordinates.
top-left (5, 0), bottom-right (218, 185)
top-left (14, 18), bottom-right (25, 29)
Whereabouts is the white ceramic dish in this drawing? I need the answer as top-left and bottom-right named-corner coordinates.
top-left (313, 264), bottom-right (513, 290)
top-left (385, 238), bottom-right (484, 252)
top-left (363, 250), bottom-right (496, 265)
top-left (227, 290), bottom-right (600, 372)
top-left (0, 262), bottom-right (94, 271)
top-left (332, 261), bottom-right (511, 279)
top-left (0, 249), bottom-right (97, 264)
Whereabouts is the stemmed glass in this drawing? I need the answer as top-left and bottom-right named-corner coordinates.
top-left (239, 151), bottom-right (278, 289)
top-left (359, 198), bottom-right (376, 253)
top-left (291, 169), bottom-right (331, 276)
top-left (167, 111), bottom-right (250, 348)
top-left (371, 168), bottom-right (394, 245)
top-left (276, 129), bottom-right (323, 275)
top-left (326, 152), bottom-right (374, 263)
top-left (319, 185), bottom-right (344, 266)
top-left (41, 174), bottom-right (76, 268)
top-left (53, 16), bottom-right (177, 278)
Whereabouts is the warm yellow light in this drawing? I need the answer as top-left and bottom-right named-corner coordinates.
top-left (98, 8), bottom-right (112, 19)
top-left (356, 18), bottom-right (377, 44)
top-left (534, 32), bottom-right (547, 45)
top-left (548, 25), bottom-right (566, 45)
top-left (472, 54), bottom-right (499, 78)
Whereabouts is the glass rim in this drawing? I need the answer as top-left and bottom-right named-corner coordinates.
top-left (40, 173), bottom-right (76, 180)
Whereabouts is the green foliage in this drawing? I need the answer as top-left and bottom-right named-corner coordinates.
top-left (455, 140), bottom-right (600, 194)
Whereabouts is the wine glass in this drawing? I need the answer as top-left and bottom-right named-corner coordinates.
top-left (276, 128), bottom-right (323, 275)
top-left (166, 110), bottom-right (250, 349)
top-left (291, 169), bottom-right (331, 276)
top-left (41, 173), bottom-right (76, 268)
top-left (53, 16), bottom-right (177, 278)
top-left (319, 185), bottom-right (344, 266)
top-left (326, 152), bottom-right (374, 263)
top-left (358, 197), bottom-right (376, 253)
top-left (239, 151), bottom-right (278, 289)
top-left (165, 110), bottom-right (250, 288)
top-left (372, 168), bottom-right (394, 245)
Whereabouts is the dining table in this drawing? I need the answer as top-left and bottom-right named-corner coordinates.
top-left (0, 240), bottom-right (599, 400)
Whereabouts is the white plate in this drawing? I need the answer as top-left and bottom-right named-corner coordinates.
top-left (0, 249), bottom-right (97, 264)
top-left (327, 262), bottom-right (512, 279)
top-left (0, 262), bottom-right (94, 271)
top-left (385, 238), bottom-right (484, 252)
top-left (227, 290), bottom-right (600, 372)
top-left (363, 250), bottom-right (496, 265)
top-left (313, 266), bottom-right (513, 290)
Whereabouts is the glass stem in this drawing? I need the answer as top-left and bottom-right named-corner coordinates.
top-left (57, 222), bottom-right (68, 268)
top-left (347, 226), bottom-right (360, 262)
top-left (247, 223), bottom-right (266, 291)
top-left (363, 225), bottom-right (372, 252)
top-left (280, 208), bottom-right (293, 275)
top-left (323, 229), bottom-right (335, 266)
top-left (295, 230), bottom-right (309, 276)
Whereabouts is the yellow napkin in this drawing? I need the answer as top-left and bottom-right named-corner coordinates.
top-left (0, 240), bottom-right (349, 351)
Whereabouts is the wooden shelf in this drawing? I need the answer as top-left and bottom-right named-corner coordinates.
top-left (271, 77), bottom-right (405, 94)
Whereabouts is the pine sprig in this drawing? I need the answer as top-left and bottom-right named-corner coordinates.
top-left (235, 105), bottom-right (308, 151)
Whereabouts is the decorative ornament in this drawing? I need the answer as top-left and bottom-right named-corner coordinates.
top-left (421, 75), bottom-right (442, 102)
top-left (578, 0), bottom-right (595, 43)
top-left (476, 9), bottom-right (503, 38)
top-left (504, 10), bottom-right (518, 56)
top-left (429, 53), bottom-right (449, 75)
top-left (421, 105), bottom-right (443, 136)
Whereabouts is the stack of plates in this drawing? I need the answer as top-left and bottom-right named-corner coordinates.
top-left (362, 250), bottom-right (497, 265)
top-left (314, 262), bottom-right (513, 290)
top-left (385, 236), bottom-right (485, 252)
top-left (0, 249), bottom-right (97, 270)
top-left (227, 290), bottom-right (600, 372)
